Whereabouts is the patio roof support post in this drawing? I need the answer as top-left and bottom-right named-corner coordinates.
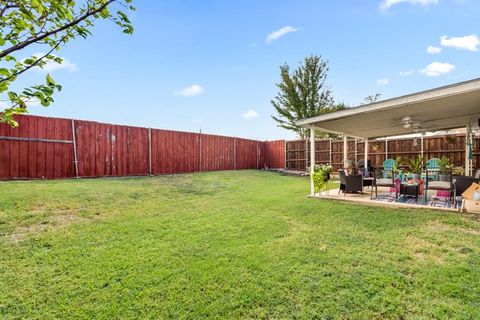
top-left (310, 126), bottom-right (316, 196)
top-left (465, 124), bottom-right (472, 176)
top-left (343, 135), bottom-right (348, 169)
top-left (364, 138), bottom-right (368, 169)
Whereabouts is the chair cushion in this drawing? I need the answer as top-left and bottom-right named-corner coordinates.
top-left (428, 181), bottom-right (451, 189)
top-left (473, 191), bottom-right (480, 201)
top-left (376, 178), bottom-right (393, 185)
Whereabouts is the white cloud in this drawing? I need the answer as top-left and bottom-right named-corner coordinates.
top-left (420, 62), bottom-right (455, 76)
top-left (426, 45), bottom-right (442, 54)
top-left (175, 84), bottom-right (204, 97)
top-left (376, 78), bottom-right (389, 85)
top-left (23, 97), bottom-right (41, 107)
top-left (0, 97), bottom-right (40, 109)
top-left (440, 34), bottom-right (480, 51)
top-left (399, 69), bottom-right (415, 76)
top-left (380, 0), bottom-right (438, 11)
top-left (266, 26), bottom-right (299, 44)
top-left (241, 109), bottom-right (259, 119)
top-left (233, 66), bottom-right (249, 71)
top-left (29, 52), bottom-right (78, 72)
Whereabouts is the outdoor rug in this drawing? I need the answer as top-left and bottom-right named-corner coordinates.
top-left (373, 192), bottom-right (458, 209)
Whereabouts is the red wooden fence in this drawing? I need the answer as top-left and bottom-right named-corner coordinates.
top-left (0, 115), bottom-right (286, 180)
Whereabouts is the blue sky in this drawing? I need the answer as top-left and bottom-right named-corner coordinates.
top-left (19, 0), bottom-right (480, 140)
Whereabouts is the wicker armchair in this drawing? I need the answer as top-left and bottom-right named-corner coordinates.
top-left (338, 169), bottom-right (364, 196)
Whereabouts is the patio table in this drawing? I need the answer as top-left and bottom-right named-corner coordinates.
top-left (399, 183), bottom-right (420, 200)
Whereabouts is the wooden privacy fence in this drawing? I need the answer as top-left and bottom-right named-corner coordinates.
top-left (286, 135), bottom-right (480, 172)
top-left (0, 115), bottom-right (286, 180)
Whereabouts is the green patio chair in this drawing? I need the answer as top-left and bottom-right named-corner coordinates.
top-left (422, 158), bottom-right (440, 181)
top-left (383, 159), bottom-right (396, 178)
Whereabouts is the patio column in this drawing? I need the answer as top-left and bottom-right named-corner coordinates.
top-left (465, 124), bottom-right (472, 176)
top-left (364, 138), bottom-right (368, 169)
top-left (310, 126), bottom-right (316, 196)
top-left (343, 135), bottom-right (348, 169)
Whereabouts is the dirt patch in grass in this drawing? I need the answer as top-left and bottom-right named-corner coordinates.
top-left (423, 220), bottom-right (480, 236)
top-left (404, 235), bottom-right (448, 265)
top-left (6, 214), bottom-right (90, 244)
top-left (272, 216), bottom-right (315, 246)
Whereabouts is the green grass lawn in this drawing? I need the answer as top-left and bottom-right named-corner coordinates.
top-left (1, 171), bottom-right (479, 319)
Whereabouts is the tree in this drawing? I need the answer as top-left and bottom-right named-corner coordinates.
top-left (271, 55), bottom-right (344, 139)
top-left (363, 93), bottom-right (381, 104)
top-left (0, 0), bottom-right (135, 126)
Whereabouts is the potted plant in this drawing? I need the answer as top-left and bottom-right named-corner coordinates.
top-left (312, 164), bottom-right (333, 193)
top-left (444, 135), bottom-right (457, 144)
top-left (321, 164), bottom-right (333, 181)
top-left (438, 156), bottom-right (453, 181)
top-left (408, 155), bottom-right (424, 182)
top-left (393, 156), bottom-right (406, 181)
top-left (452, 166), bottom-right (465, 176)
top-left (313, 165), bottom-right (326, 193)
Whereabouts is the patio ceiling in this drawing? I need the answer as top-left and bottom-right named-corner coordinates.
top-left (296, 78), bottom-right (480, 139)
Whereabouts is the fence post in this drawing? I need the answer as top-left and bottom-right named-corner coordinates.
top-left (148, 128), bottom-right (152, 176)
top-left (256, 140), bottom-right (259, 169)
top-left (199, 129), bottom-right (202, 172)
top-left (329, 138), bottom-right (332, 165)
top-left (385, 138), bottom-right (388, 160)
top-left (354, 139), bottom-right (358, 163)
top-left (305, 139), bottom-right (308, 171)
top-left (71, 119), bottom-right (79, 178)
top-left (420, 135), bottom-right (424, 158)
top-left (234, 137), bottom-right (237, 170)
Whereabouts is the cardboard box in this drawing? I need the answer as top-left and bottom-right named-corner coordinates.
top-left (463, 199), bottom-right (480, 213)
top-left (461, 183), bottom-right (480, 200)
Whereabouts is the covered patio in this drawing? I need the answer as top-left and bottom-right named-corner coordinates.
top-left (297, 78), bottom-right (480, 211)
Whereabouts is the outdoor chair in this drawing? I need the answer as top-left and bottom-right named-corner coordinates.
top-left (424, 168), bottom-right (452, 203)
top-left (338, 169), bottom-right (364, 196)
top-left (382, 159), bottom-right (396, 178)
top-left (452, 175), bottom-right (479, 207)
top-left (358, 167), bottom-right (374, 189)
top-left (422, 158), bottom-right (440, 181)
top-left (372, 168), bottom-right (397, 199)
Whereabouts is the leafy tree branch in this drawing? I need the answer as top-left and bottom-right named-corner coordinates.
top-left (0, 0), bottom-right (135, 126)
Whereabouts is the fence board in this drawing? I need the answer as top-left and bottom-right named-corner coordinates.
top-left (265, 140), bottom-right (285, 169)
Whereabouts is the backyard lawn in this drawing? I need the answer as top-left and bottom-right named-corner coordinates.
top-left (1, 170), bottom-right (480, 319)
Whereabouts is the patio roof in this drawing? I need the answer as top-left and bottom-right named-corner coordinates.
top-left (297, 78), bottom-right (480, 139)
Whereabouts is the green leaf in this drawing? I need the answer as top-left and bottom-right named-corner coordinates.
top-left (46, 74), bottom-right (55, 86)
